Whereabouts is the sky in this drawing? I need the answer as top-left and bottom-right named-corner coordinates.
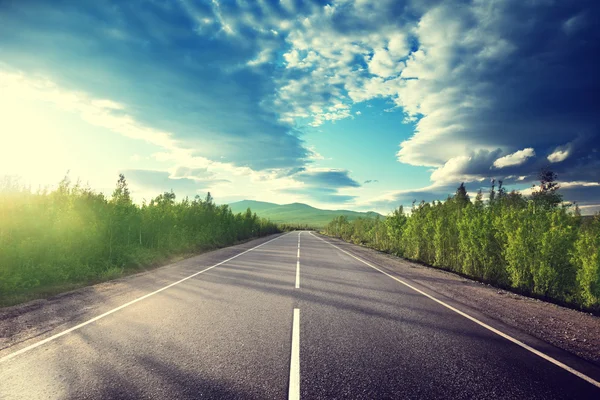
top-left (1, 0), bottom-right (599, 214)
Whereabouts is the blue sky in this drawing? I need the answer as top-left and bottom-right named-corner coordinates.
top-left (1, 0), bottom-right (599, 214)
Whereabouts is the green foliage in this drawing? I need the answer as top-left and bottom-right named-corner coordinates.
top-left (278, 223), bottom-right (320, 232)
top-left (323, 171), bottom-right (599, 312)
top-left (384, 206), bottom-right (407, 255)
top-left (531, 168), bottom-right (562, 211)
top-left (0, 175), bottom-right (279, 306)
top-left (573, 216), bottom-right (600, 307)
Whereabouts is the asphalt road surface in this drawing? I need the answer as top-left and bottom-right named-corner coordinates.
top-left (1, 231), bottom-right (600, 399)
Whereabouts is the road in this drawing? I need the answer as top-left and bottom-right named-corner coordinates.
top-left (1, 231), bottom-right (600, 399)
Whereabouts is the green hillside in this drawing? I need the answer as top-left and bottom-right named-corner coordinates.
top-left (228, 200), bottom-right (382, 227)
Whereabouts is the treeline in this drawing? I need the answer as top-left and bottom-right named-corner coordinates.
top-left (324, 170), bottom-right (600, 312)
top-left (278, 223), bottom-right (320, 231)
top-left (0, 174), bottom-right (279, 306)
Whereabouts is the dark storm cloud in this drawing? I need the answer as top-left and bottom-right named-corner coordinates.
top-left (396, 0), bottom-right (600, 183)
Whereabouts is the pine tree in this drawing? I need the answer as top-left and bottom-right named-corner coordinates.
top-left (531, 168), bottom-right (562, 210)
top-left (455, 183), bottom-right (470, 207)
top-left (112, 174), bottom-right (131, 203)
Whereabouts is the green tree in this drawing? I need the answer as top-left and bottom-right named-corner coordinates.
top-left (573, 217), bottom-right (600, 307)
top-left (322, 169), bottom-right (596, 311)
top-left (531, 168), bottom-right (562, 211)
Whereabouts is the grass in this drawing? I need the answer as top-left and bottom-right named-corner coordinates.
top-left (0, 235), bottom-right (273, 308)
top-left (0, 175), bottom-right (280, 308)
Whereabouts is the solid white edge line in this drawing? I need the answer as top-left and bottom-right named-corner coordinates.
top-left (309, 232), bottom-right (600, 389)
top-left (0, 232), bottom-right (292, 364)
top-left (289, 308), bottom-right (300, 400)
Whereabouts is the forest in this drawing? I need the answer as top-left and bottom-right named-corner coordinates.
top-left (324, 170), bottom-right (600, 312)
top-left (0, 174), bottom-right (279, 306)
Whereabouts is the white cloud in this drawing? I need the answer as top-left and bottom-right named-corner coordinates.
top-left (211, 0), bottom-right (235, 35)
top-left (279, 0), bottom-right (295, 13)
top-left (519, 186), bottom-right (535, 197)
top-left (388, 32), bottom-right (408, 57)
top-left (247, 49), bottom-right (272, 66)
top-left (559, 181), bottom-right (600, 188)
top-left (274, 3), bottom-right (414, 127)
top-left (0, 69), bottom-right (319, 205)
top-left (0, 70), bottom-right (177, 151)
top-left (283, 49), bottom-right (301, 68)
top-left (547, 148), bottom-right (570, 163)
top-left (307, 146), bottom-right (325, 160)
top-left (268, 0), bottom-right (599, 193)
top-left (368, 48), bottom-right (404, 77)
top-left (519, 181), bottom-right (600, 203)
top-left (492, 148), bottom-right (535, 169)
top-left (430, 155), bottom-right (486, 184)
top-left (323, 4), bottom-right (335, 17)
top-left (357, 182), bottom-right (465, 214)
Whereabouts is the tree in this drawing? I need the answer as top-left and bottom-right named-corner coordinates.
top-left (474, 190), bottom-right (484, 208)
top-left (497, 180), bottom-right (506, 200)
top-left (320, 167), bottom-right (596, 311)
top-left (504, 190), bottom-right (526, 209)
top-left (455, 183), bottom-right (470, 207)
top-left (531, 168), bottom-right (562, 210)
top-left (112, 174), bottom-right (131, 204)
top-left (573, 216), bottom-right (600, 307)
top-left (385, 206), bottom-right (407, 255)
top-left (489, 179), bottom-right (496, 204)
top-left (0, 173), bottom-right (280, 305)
top-left (205, 192), bottom-right (214, 205)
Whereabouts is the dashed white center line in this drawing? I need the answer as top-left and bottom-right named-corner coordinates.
top-left (295, 232), bottom-right (301, 288)
top-left (288, 308), bottom-right (300, 400)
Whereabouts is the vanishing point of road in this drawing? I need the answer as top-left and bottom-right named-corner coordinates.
top-left (1, 232), bottom-right (600, 399)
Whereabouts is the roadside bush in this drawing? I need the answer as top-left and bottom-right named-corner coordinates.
top-left (573, 217), bottom-right (600, 307)
top-left (0, 174), bottom-right (279, 305)
top-left (323, 171), bottom-right (599, 312)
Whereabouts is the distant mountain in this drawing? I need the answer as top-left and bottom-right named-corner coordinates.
top-left (228, 200), bottom-right (383, 227)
